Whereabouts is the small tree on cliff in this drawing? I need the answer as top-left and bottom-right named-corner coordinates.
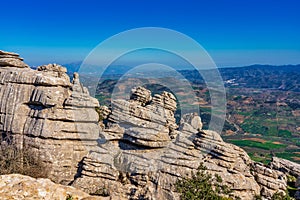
top-left (176, 163), bottom-right (239, 200)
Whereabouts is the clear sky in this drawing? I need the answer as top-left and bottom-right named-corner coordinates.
top-left (1, 0), bottom-right (299, 67)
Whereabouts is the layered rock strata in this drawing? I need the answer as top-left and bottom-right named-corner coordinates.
top-left (269, 157), bottom-right (300, 199)
top-left (0, 51), bottom-right (100, 184)
top-left (72, 86), bottom-right (288, 199)
top-left (0, 50), bottom-right (297, 199)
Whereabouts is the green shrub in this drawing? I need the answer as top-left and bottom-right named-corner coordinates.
top-left (278, 130), bottom-right (292, 138)
top-left (65, 194), bottom-right (74, 200)
top-left (254, 195), bottom-right (263, 200)
top-left (176, 163), bottom-right (239, 200)
top-left (271, 191), bottom-right (292, 200)
top-left (95, 107), bottom-right (104, 122)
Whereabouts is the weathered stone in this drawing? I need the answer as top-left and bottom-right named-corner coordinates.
top-left (181, 112), bottom-right (203, 131)
top-left (151, 91), bottom-right (177, 112)
top-left (124, 126), bottom-right (170, 147)
top-left (0, 50), bottom-right (297, 200)
top-left (0, 51), bottom-right (100, 184)
top-left (0, 58), bottom-right (29, 68)
top-left (37, 63), bottom-right (67, 73)
top-left (71, 86), bottom-right (280, 200)
top-left (0, 174), bottom-right (104, 200)
top-left (0, 50), bottom-right (19, 56)
top-left (130, 86), bottom-right (152, 106)
top-left (269, 157), bottom-right (300, 200)
top-left (98, 105), bottom-right (111, 120)
top-left (269, 157), bottom-right (300, 177)
top-left (252, 163), bottom-right (287, 197)
top-left (107, 88), bottom-right (178, 148)
top-left (73, 83), bottom-right (295, 199)
top-left (0, 50), bottom-right (28, 68)
top-left (0, 54), bottom-right (23, 60)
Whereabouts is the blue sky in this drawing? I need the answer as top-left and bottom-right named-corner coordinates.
top-left (1, 0), bottom-right (299, 67)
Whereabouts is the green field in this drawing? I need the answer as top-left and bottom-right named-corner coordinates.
top-left (226, 138), bottom-right (300, 164)
top-left (229, 139), bottom-right (287, 150)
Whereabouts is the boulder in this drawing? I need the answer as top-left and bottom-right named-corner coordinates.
top-left (180, 112), bottom-right (203, 131)
top-left (0, 174), bottom-right (105, 200)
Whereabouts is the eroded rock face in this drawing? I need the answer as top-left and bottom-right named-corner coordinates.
top-left (252, 163), bottom-right (287, 197)
top-left (0, 174), bottom-right (105, 200)
top-left (269, 157), bottom-right (300, 199)
top-left (0, 50), bottom-right (296, 200)
top-left (71, 87), bottom-right (286, 200)
top-left (0, 51), bottom-right (100, 184)
top-left (130, 86), bottom-right (152, 106)
top-left (107, 88), bottom-right (178, 148)
top-left (269, 157), bottom-right (300, 178)
top-left (0, 50), bottom-right (29, 68)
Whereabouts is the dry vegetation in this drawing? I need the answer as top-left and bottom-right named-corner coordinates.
top-left (0, 136), bottom-right (48, 178)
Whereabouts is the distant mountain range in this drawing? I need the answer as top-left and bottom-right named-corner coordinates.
top-left (179, 64), bottom-right (300, 92)
top-left (64, 62), bottom-right (300, 92)
top-left (64, 62), bottom-right (300, 75)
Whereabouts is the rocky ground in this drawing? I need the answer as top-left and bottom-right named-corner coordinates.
top-left (0, 174), bottom-right (105, 200)
top-left (0, 50), bottom-right (300, 199)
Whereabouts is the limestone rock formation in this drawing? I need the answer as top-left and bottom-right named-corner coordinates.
top-left (0, 174), bottom-right (105, 200)
top-left (71, 87), bottom-right (287, 200)
top-left (269, 157), bottom-right (300, 199)
top-left (0, 52), bottom-right (101, 184)
top-left (130, 86), bottom-right (152, 106)
top-left (180, 112), bottom-right (203, 131)
top-left (251, 163), bottom-right (287, 197)
top-left (269, 156), bottom-right (300, 178)
top-left (107, 87), bottom-right (178, 148)
top-left (0, 50), bottom-right (298, 200)
top-left (0, 50), bottom-right (29, 68)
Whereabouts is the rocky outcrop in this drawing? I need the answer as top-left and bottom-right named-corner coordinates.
top-left (72, 86), bottom-right (287, 199)
top-left (0, 50), bottom-right (100, 184)
top-left (0, 174), bottom-right (105, 200)
top-left (0, 50), bottom-right (296, 199)
top-left (0, 50), bottom-right (29, 68)
top-left (269, 157), bottom-right (300, 199)
top-left (252, 163), bottom-right (287, 197)
top-left (269, 157), bottom-right (300, 178)
top-left (107, 86), bottom-right (178, 148)
top-left (129, 86), bottom-right (152, 106)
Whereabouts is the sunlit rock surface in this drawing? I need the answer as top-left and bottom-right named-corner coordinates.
top-left (0, 50), bottom-right (297, 199)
